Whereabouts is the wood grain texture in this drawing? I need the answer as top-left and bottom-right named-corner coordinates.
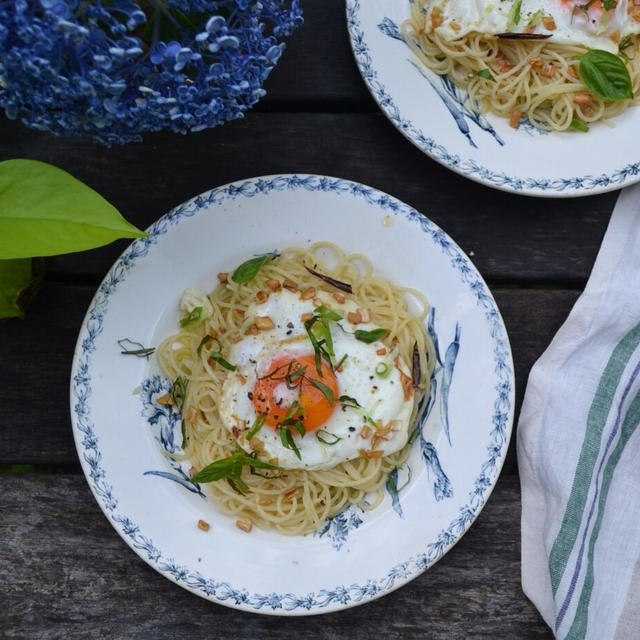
top-left (0, 114), bottom-right (614, 284)
top-left (0, 285), bottom-right (578, 465)
top-left (261, 0), bottom-right (374, 106)
top-left (0, 473), bottom-right (551, 639)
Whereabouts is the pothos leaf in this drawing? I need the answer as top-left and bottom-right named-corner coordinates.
top-left (0, 159), bottom-right (147, 259)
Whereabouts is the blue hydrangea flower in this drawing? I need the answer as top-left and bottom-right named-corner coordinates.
top-left (0, 0), bottom-right (303, 145)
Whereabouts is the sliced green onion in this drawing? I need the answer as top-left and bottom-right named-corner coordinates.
top-left (171, 376), bottom-right (187, 411)
top-left (316, 431), bottom-right (342, 445)
top-left (375, 362), bottom-right (391, 378)
top-left (180, 306), bottom-right (203, 327)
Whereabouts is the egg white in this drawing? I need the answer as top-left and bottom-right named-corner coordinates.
top-left (422, 0), bottom-right (639, 54)
top-left (218, 289), bottom-right (416, 470)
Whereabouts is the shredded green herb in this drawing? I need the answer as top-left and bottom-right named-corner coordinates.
top-left (246, 414), bottom-right (266, 440)
top-left (476, 69), bottom-right (495, 82)
top-left (118, 338), bottom-right (155, 358)
top-left (172, 376), bottom-right (187, 412)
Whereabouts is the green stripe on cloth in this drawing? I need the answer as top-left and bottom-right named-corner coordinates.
top-left (564, 384), bottom-right (640, 639)
top-left (549, 321), bottom-right (640, 595)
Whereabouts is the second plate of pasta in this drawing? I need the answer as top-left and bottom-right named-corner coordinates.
top-left (347, 0), bottom-right (640, 196)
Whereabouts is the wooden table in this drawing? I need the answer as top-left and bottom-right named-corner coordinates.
top-left (0, 2), bottom-right (614, 636)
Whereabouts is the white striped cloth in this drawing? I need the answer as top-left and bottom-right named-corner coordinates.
top-left (518, 184), bottom-right (640, 640)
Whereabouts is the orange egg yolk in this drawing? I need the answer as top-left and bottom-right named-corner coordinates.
top-left (252, 354), bottom-right (338, 432)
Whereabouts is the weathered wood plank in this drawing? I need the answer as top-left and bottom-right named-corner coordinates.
top-left (0, 116), bottom-right (614, 284)
top-left (0, 473), bottom-right (551, 639)
top-left (0, 284), bottom-right (578, 466)
top-left (261, 0), bottom-right (375, 106)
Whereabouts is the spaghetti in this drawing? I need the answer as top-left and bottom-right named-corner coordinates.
top-left (403, 2), bottom-right (640, 131)
top-left (157, 242), bottom-right (435, 535)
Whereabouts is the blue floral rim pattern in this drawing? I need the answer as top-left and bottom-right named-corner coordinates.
top-left (346, 0), bottom-right (640, 195)
top-left (70, 174), bottom-right (514, 614)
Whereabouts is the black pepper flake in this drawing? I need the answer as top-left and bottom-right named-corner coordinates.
top-left (348, 426), bottom-right (356, 432)
top-left (247, 392), bottom-right (254, 400)
top-left (287, 321), bottom-right (294, 328)
top-left (286, 330), bottom-right (292, 335)
top-left (369, 375), bottom-right (374, 380)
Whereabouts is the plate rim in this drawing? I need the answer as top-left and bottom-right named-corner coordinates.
top-left (346, 0), bottom-right (640, 197)
top-left (69, 173), bottom-right (515, 615)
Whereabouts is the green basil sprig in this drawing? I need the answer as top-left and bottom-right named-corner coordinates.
top-left (579, 50), bottom-right (632, 101)
top-left (231, 252), bottom-right (277, 284)
top-left (191, 451), bottom-right (282, 493)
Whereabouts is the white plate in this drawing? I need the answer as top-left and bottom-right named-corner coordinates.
top-left (70, 174), bottom-right (514, 614)
top-left (347, 0), bottom-right (640, 197)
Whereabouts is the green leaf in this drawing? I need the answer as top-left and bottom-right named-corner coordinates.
top-left (0, 159), bottom-right (147, 259)
top-left (527, 9), bottom-right (543, 26)
top-left (579, 50), bottom-right (633, 101)
top-left (308, 378), bottom-right (335, 405)
top-left (507, 0), bottom-right (522, 30)
top-left (570, 119), bottom-right (590, 133)
top-left (354, 328), bottom-right (388, 344)
top-left (316, 430), bottom-right (342, 445)
top-left (246, 414), bottom-right (266, 440)
top-left (476, 69), bottom-right (496, 82)
top-left (0, 258), bottom-right (33, 319)
top-left (209, 351), bottom-right (236, 371)
top-left (191, 451), bottom-right (282, 485)
top-left (180, 306), bottom-right (203, 327)
top-left (231, 253), bottom-right (277, 284)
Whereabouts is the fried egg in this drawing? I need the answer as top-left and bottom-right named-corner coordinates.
top-left (218, 289), bottom-right (416, 470)
top-left (421, 0), bottom-right (640, 54)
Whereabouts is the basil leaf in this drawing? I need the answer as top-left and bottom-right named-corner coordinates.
top-left (354, 328), bottom-right (388, 344)
top-left (0, 159), bottom-right (146, 259)
top-left (507, 0), bottom-right (522, 30)
top-left (579, 50), bottom-right (632, 101)
top-left (0, 258), bottom-right (33, 319)
top-left (570, 119), bottom-right (590, 133)
top-left (231, 253), bottom-right (277, 284)
top-left (476, 69), bottom-right (496, 82)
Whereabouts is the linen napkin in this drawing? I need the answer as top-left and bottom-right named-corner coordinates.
top-left (518, 184), bottom-right (640, 640)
